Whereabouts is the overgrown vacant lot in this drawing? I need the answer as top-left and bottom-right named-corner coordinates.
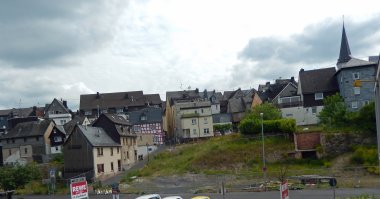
top-left (124, 134), bottom-right (339, 179)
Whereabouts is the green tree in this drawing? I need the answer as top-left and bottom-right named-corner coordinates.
top-left (248, 102), bottom-right (282, 120)
top-left (318, 93), bottom-right (348, 127)
top-left (353, 102), bottom-right (376, 133)
top-left (0, 163), bottom-right (41, 190)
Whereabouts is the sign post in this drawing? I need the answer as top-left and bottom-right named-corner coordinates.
top-left (70, 177), bottom-right (88, 199)
top-left (280, 180), bottom-right (289, 199)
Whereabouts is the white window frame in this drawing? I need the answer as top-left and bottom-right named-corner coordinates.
top-left (312, 107), bottom-right (317, 114)
top-left (354, 87), bottom-right (360, 95)
top-left (352, 101), bottom-right (358, 109)
top-left (193, 129), bottom-right (197, 135)
top-left (204, 118), bottom-right (208, 124)
top-left (191, 119), bottom-right (197, 125)
top-left (315, 93), bottom-right (324, 100)
top-left (353, 72), bottom-right (360, 80)
top-left (204, 128), bottom-right (210, 134)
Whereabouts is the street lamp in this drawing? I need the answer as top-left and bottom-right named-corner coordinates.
top-left (260, 113), bottom-right (267, 185)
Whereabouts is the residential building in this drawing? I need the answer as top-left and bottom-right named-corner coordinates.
top-left (79, 91), bottom-right (162, 122)
top-left (201, 90), bottom-right (223, 114)
top-left (297, 67), bottom-right (339, 125)
top-left (63, 115), bottom-right (91, 136)
top-left (0, 119), bottom-right (62, 165)
top-left (165, 89), bottom-right (202, 142)
top-left (221, 88), bottom-right (254, 126)
top-left (128, 107), bottom-right (163, 161)
top-left (0, 107), bottom-right (44, 132)
top-left (45, 98), bottom-right (72, 125)
top-left (92, 113), bottom-right (137, 170)
top-left (335, 24), bottom-right (378, 111)
top-left (212, 113), bottom-right (232, 136)
top-left (176, 101), bottom-right (214, 141)
top-left (63, 125), bottom-right (121, 181)
top-left (374, 57), bottom-right (380, 168)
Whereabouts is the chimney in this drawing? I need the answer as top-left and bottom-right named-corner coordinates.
top-left (63, 101), bottom-right (68, 108)
top-left (290, 76), bottom-right (295, 82)
top-left (300, 68), bottom-right (304, 73)
top-left (96, 92), bottom-right (100, 99)
top-left (266, 82), bottom-right (270, 86)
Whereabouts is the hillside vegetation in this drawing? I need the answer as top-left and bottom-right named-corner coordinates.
top-left (122, 134), bottom-right (336, 181)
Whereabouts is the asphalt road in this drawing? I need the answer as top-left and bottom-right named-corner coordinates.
top-left (13, 188), bottom-right (380, 199)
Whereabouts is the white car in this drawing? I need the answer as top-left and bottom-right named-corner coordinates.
top-left (162, 196), bottom-right (183, 199)
top-left (135, 194), bottom-right (161, 199)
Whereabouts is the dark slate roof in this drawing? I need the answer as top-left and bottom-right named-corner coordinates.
top-left (1, 119), bottom-right (52, 139)
top-left (63, 116), bottom-right (87, 135)
top-left (80, 91), bottom-right (145, 110)
top-left (78, 125), bottom-right (120, 147)
top-left (166, 90), bottom-right (202, 105)
top-left (102, 113), bottom-right (130, 125)
top-left (338, 24), bottom-right (352, 64)
top-left (128, 107), bottom-right (162, 125)
top-left (212, 113), bottom-right (232, 123)
top-left (0, 107), bottom-right (35, 117)
top-left (299, 67), bottom-right (339, 94)
top-left (228, 98), bottom-right (246, 113)
top-left (144, 94), bottom-right (162, 106)
top-left (337, 57), bottom-right (376, 70)
top-left (223, 89), bottom-right (245, 100)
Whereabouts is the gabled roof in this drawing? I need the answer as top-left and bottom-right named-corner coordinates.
top-left (0, 107), bottom-right (37, 117)
top-left (63, 116), bottom-right (88, 135)
top-left (77, 125), bottom-right (120, 147)
top-left (337, 57), bottom-right (377, 70)
top-left (128, 107), bottom-right (162, 125)
top-left (228, 98), bottom-right (246, 113)
top-left (1, 119), bottom-right (52, 139)
top-left (299, 67), bottom-right (339, 94)
top-left (45, 98), bottom-right (70, 114)
top-left (80, 91), bottom-right (145, 110)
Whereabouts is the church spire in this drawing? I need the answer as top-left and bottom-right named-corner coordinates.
top-left (337, 21), bottom-right (352, 63)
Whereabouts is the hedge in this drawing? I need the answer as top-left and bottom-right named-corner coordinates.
top-left (239, 118), bottom-right (296, 135)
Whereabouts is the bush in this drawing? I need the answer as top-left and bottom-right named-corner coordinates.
top-left (351, 146), bottom-right (379, 174)
top-left (239, 118), bottom-right (296, 135)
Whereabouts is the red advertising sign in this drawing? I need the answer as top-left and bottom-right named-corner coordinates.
top-left (70, 177), bottom-right (88, 199)
top-left (280, 180), bottom-right (289, 199)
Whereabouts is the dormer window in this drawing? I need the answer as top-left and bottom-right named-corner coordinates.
top-left (315, 93), bottom-right (323, 100)
top-left (141, 114), bottom-right (147, 121)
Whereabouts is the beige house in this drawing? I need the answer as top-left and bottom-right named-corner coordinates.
top-left (64, 125), bottom-right (121, 181)
top-left (176, 101), bottom-right (214, 140)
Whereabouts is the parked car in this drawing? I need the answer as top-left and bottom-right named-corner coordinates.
top-left (162, 196), bottom-right (183, 199)
top-left (135, 194), bottom-right (161, 199)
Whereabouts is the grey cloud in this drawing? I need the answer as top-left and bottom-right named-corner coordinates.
top-left (0, 0), bottom-right (126, 68)
top-left (231, 15), bottom-right (380, 88)
top-left (239, 16), bottom-right (380, 64)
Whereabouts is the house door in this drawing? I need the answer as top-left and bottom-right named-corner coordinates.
top-left (118, 160), bottom-right (121, 171)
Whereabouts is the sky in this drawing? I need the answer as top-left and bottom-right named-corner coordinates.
top-left (1, 0), bottom-right (380, 111)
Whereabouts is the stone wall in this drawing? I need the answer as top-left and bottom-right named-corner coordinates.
top-left (321, 132), bottom-right (376, 157)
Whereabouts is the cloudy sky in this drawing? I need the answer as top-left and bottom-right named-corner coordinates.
top-left (1, 0), bottom-right (380, 110)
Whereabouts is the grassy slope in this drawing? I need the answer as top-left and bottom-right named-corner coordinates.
top-left (125, 134), bottom-right (334, 180)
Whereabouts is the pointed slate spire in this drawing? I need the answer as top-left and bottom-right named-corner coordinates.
top-left (338, 23), bottom-right (352, 63)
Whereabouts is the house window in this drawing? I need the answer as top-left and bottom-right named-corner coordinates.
top-left (12, 139), bottom-right (15, 143)
top-left (127, 151), bottom-right (129, 159)
top-left (204, 118), bottom-right (208, 124)
top-left (117, 147), bottom-right (120, 154)
top-left (36, 137), bottom-right (39, 141)
top-left (312, 107), bottom-right (317, 114)
top-left (97, 148), bottom-right (103, 156)
top-left (204, 128), bottom-right (210, 134)
top-left (353, 72), bottom-right (360, 80)
top-left (134, 126), bottom-right (141, 132)
top-left (24, 148), bottom-right (27, 154)
top-left (85, 110), bottom-right (92, 116)
top-left (352, 101), bottom-right (358, 109)
top-left (201, 109), bottom-right (204, 113)
top-left (111, 162), bottom-right (114, 171)
top-left (24, 138), bottom-right (27, 142)
top-left (193, 129), bottom-right (197, 135)
top-left (315, 93), bottom-right (323, 100)
top-left (97, 164), bottom-right (104, 173)
top-left (195, 110), bottom-right (198, 114)
top-left (141, 115), bottom-right (147, 121)
top-left (111, 147), bottom-right (113, 156)
top-left (140, 136), bottom-right (142, 141)
top-left (192, 119), bottom-right (197, 125)
top-left (354, 87), bottom-right (360, 95)
top-left (363, 100), bottom-right (370, 106)
top-left (54, 136), bottom-right (62, 142)
top-left (8, 149), bottom-right (11, 156)
top-left (116, 108), bottom-right (123, 113)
